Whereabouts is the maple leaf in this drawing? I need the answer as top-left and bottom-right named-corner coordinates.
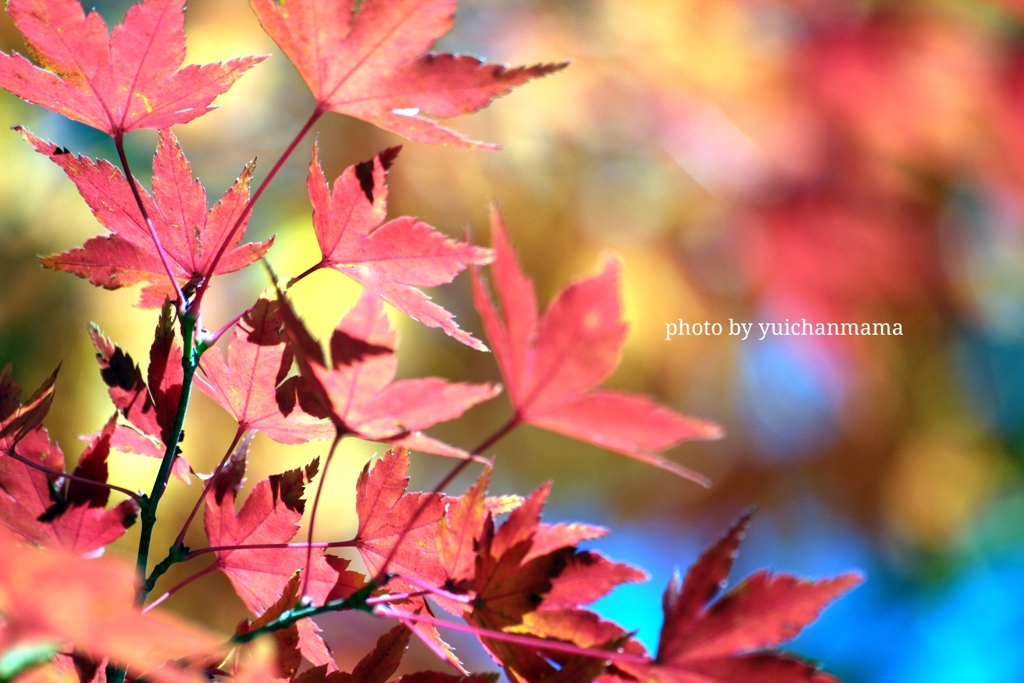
top-left (0, 0), bottom-right (263, 137)
top-left (204, 456), bottom-right (364, 669)
top-left (21, 127), bottom-right (273, 306)
top-left (89, 303), bottom-right (191, 482)
top-left (249, 0), bottom-right (566, 149)
top-left (354, 447), bottom-right (446, 590)
top-left (198, 298), bottom-right (334, 445)
top-left (0, 527), bottom-right (220, 683)
top-left (305, 144), bottom-right (493, 349)
top-left (628, 512), bottom-right (862, 683)
top-left (462, 483), bottom-right (641, 682)
top-left (0, 418), bottom-right (139, 555)
top-left (471, 207), bottom-right (723, 483)
top-left (350, 448), bottom-right (466, 673)
top-left (276, 290), bottom-right (499, 457)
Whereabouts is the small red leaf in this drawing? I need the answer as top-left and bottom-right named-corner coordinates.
top-left (307, 145), bottom-right (492, 348)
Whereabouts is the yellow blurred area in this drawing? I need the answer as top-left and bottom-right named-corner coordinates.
top-left (884, 428), bottom-right (1006, 548)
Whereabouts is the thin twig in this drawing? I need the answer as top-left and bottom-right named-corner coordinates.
top-left (142, 563), bottom-right (218, 614)
top-left (374, 607), bottom-right (649, 666)
top-left (113, 135), bottom-right (186, 312)
top-left (3, 448), bottom-right (143, 503)
top-left (182, 539), bottom-right (358, 561)
top-left (302, 431), bottom-right (344, 598)
top-left (191, 108), bottom-right (325, 313)
top-left (173, 426), bottom-right (246, 547)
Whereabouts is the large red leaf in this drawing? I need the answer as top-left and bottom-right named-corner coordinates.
top-left (306, 145), bottom-right (492, 349)
top-left (198, 298), bottom-right (334, 445)
top-left (249, 0), bottom-right (565, 148)
top-left (277, 290), bottom-right (499, 457)
top-left (0, 0), bottom-right (263, 136)
top-left (0, 419), bottom-right (139, 556)
top-left (204, 458), bottom-right (363, 669)
top-left (471, 207), bottom-right (722, 483)
top-left (0, 528), bottom-right (220, 683)
top-left (23, 127), bottom-right (272, 306)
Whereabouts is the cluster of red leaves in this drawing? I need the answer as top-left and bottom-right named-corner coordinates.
top-left (0, 0), bottom-right (860, 681)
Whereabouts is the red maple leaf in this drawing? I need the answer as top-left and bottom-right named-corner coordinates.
top-left (460, 482), bottom-right (641, 682)
top-left (354, 447), bottom-right (446, 590)
top-left (471, 207), bottom-right (723, 483)
top-left (89, 303), bottom-right (191, 482)
top-left (198, 298), bottom-right (334, 445)
top-left (351, 447), bottom-right (468, 673)
top-left (249, 0), bottom-right (565, 149)
top-left (628, 512), bottom-right (862, 683)
top-left (204, 455), bottom-right (364, 669)
top-left (0, 0), bottom-right (263, 137)
top-left (21, 127), bottom-right (272, 306)
top-left (0, 417), bottom-right (139, 555)
top-left (277, 290), bottom-right (499, 458)
top-left (305, 145), bottom-right (493, 349)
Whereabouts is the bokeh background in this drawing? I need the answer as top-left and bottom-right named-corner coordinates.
top-left (5, 0), bottom-right (1024, 680)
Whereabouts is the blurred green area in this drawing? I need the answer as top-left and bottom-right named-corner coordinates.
top-left (4, 0), bottom-right (1024, 679)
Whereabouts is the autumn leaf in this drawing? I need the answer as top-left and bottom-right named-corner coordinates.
top-left (354, 448), bottom-right (446, 589)
top-left (249, 0), bottom-right (565, 148)
top-left (205, 457), bottom-right (364, 669)
top-left (22, 127), bottom-right (272, 306)
top-left (198, 298), bottom-right (334, 445)
top-left (0, 528), bottom-right (217, 683)
top-left (462, 483), bottom-right (641, 682)
top-left (0, 0), bottom-right (263, 137)
top-left (631, 513), bottom-right (862, 683)
top-left (471, 207), bottom-right (723, 483)
top-left (0, 418), bottom-right (139, 556)
top-left (304, 145), bottom-right (492, 349)
top-left (276, 290), bottom-right (499, 457)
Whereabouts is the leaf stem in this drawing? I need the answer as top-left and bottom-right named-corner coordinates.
top-left (135, 313), bottom-right (199, 606)
top-left (374, 607), bottom-right (649, 666)
top-left (371, 414), bottom-right (521, 585)
top-left (173, 426), bottom-right (246, 548)
top-left (229, 581), bottom-right (378, 647)
top-left (302, 431), bottom-right (344, 598)
top-left (113, 134), bottom-right (185, 313)
top-left (3, 447), bottom-right (144, 503)
top-left (286, 262), bottom-right (324, 288)
top-left (191, 108), bottom-right (325, 313)
top-left (142, 563), bottom-right (219, 614)
top-left (182, 538), bottom-right (358, 560)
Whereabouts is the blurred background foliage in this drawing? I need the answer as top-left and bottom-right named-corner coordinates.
top-left (4, 0), bottom-right (1024, 680)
